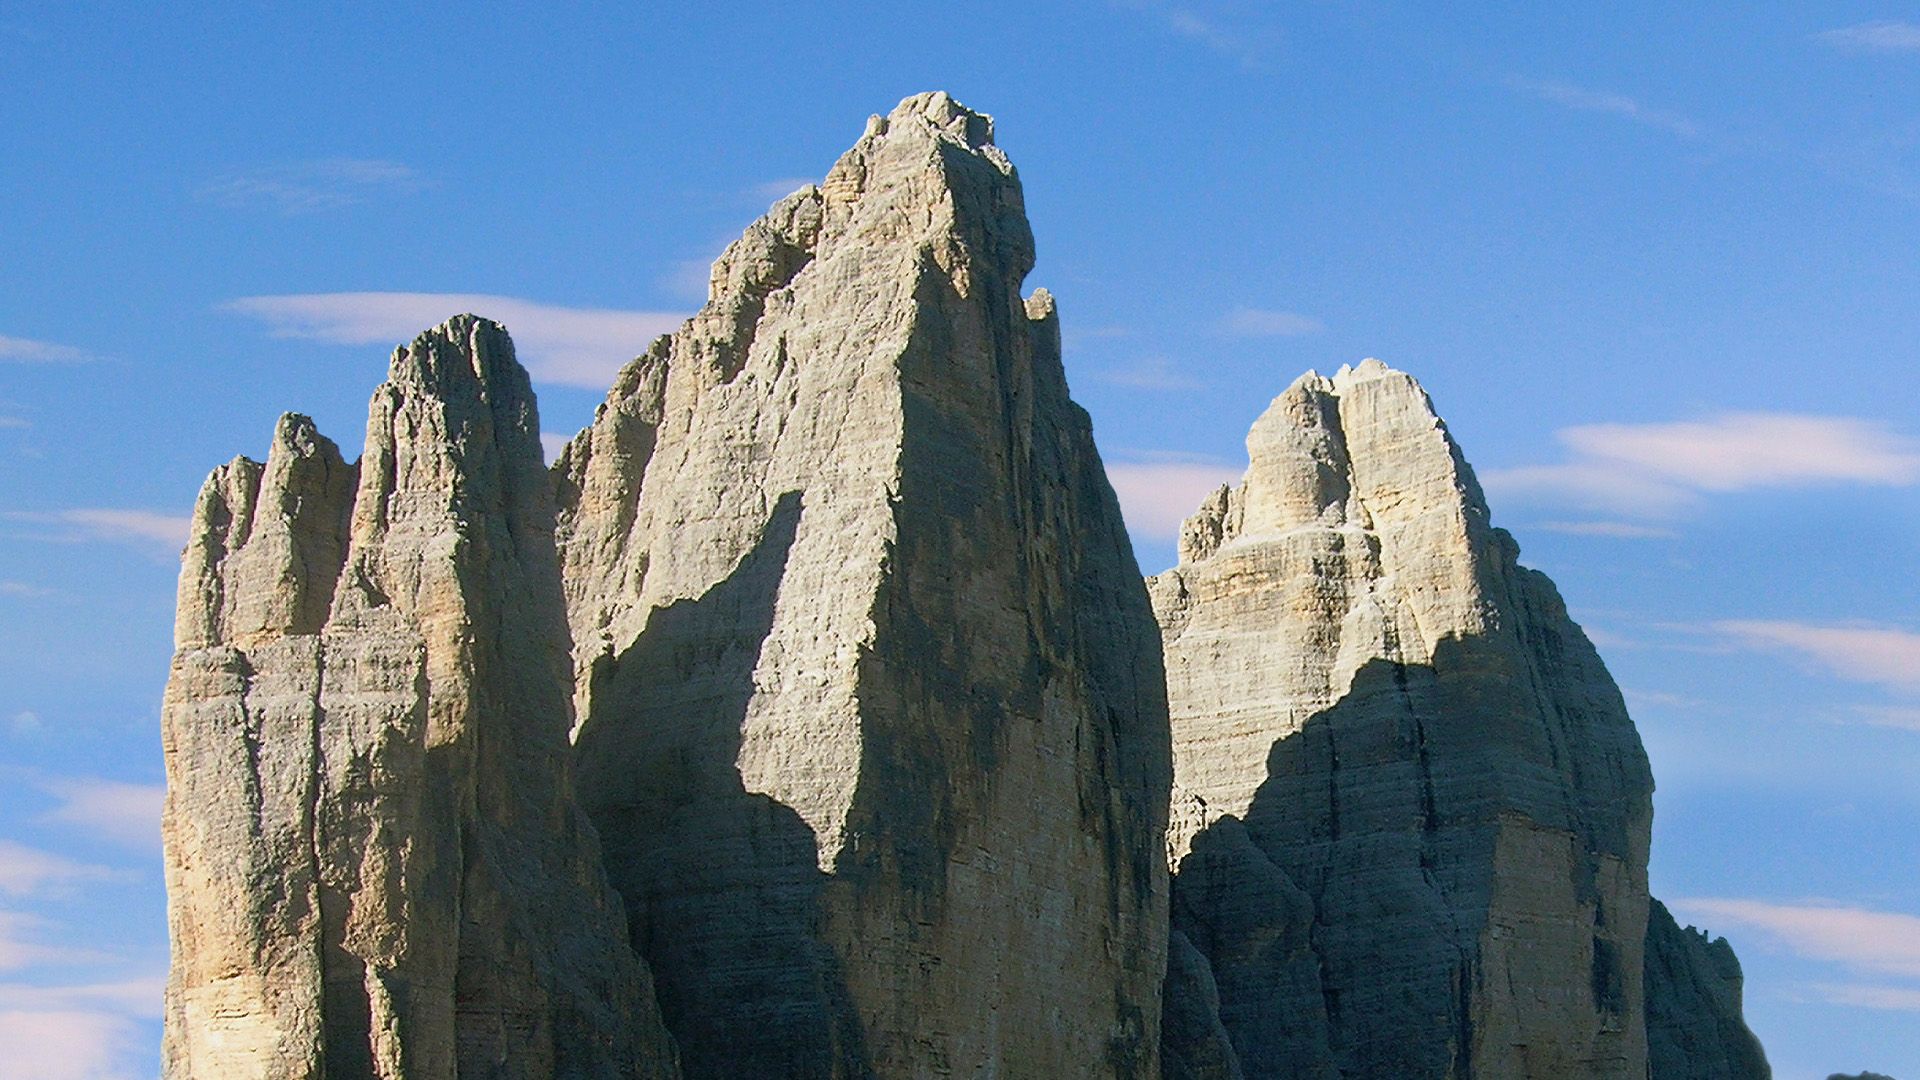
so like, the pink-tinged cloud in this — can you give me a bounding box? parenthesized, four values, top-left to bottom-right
(1105, 460, 1243, 547)
(1714, 621, 1920, 693)
(6, 509, 191, 548)
(1484, 413, 1920, 518)
(1673, 898, 1920, 978)
(224, 292, 687, 389)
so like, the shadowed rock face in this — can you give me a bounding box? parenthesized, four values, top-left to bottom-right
(161, 317, 677, 1079)
(552, 92, 1172, 1078)
(1151, 360, 1661, 1078)
(1645, 900, 1772, 1079)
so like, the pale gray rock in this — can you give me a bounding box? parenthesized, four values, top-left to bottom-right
(1152, 360, 1658, 1078)
(553, 92, 1172, 1078)
(161, 317, 678, 1079)
(1646, 899, 1771, 1079)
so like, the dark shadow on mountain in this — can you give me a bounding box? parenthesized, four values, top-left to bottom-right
(572, 492, 869, 1079)
(1170, 625, 1652, 1078)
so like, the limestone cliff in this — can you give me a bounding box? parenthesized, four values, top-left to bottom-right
(1645, 900, 1772, 1079)
(1150, 360, 1659, 1078)
(161, 317, 677, 1079)
(551, 92, 1172, 1078)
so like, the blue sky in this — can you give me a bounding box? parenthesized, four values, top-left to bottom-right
(3, 3, 1918, 1076)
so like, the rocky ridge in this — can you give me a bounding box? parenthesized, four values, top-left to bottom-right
(1150, 360, 1767, 1079)
(158, 93, 1771, 1080)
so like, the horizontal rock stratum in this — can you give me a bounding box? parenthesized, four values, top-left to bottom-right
(159, 92, 1768, 1080)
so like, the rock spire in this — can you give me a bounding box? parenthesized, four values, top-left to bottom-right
(161, 317, 678, 1079)
(1151, 360, 1762, 1078)
(552, 90, 1173, 1079)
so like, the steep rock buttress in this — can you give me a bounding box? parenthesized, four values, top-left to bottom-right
(161, 317, 678, 1079)
(551, 92, 1173, 1078)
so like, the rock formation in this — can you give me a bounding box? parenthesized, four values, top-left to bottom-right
(1152, 360, 1683, 1078)
(160, 317, 677, 1079)
(1645, 900, 1772, 1079)
(550, 91, 1172, 1078)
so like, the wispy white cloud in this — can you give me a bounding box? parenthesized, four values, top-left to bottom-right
(752, 176, 816, 201)
(0, 842, 123, 899)
(1813, 982, 1920, 1011)
(1530, 520, 1677, 540)
(34, 778, 165, 853)
(200, 157, 425, 214)
(1850, 705, 1920, 733)
(540, 432, 571, 465)
(1674, 898, 1920, 979)
(0, 334, 92, 364)
(6, 509, 191, 549)
(1714, 621, 1920, 694)
(224, 292, 685, 389)
(0, 417, 28, 429)
(0, 1005, 146, 1080)
(1106, 458, 1243, 542)
(1220, 307, 1325, 338)
(1098, 356, 1205, 391)
(8, 711, 42, 738)
(1506, 76, 1700, 138)
(1483, 413, 1920, 517)
(0, 582, 53, 598)
(0, 977, 163, 1019)
(1818, 21, 1920, 53)
(1112, 0, 1269, 67)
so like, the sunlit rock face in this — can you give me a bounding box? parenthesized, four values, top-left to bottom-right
(160, 317, 678, 1079)
(552, 92, 1172, 1079)
(1151, 360, 1662, 1078)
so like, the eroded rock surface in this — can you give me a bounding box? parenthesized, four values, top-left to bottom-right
(1150, 360, 1658, 1078)
(1645, 899, 1771, 1079)
(552, 92, 1172, 1078)
(161, 317, 677, 1079)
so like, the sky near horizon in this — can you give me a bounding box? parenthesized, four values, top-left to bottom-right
(4, 3, 1920, 1077)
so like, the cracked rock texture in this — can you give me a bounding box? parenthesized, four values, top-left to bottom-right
(161, 317, 678, 1079)
(1645, 899, 1771, 1079)
(551, 91, 1172, 1079)
(1150, 360, 1664, 1078)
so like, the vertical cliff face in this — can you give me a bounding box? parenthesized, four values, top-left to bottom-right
(552, 92, 1173, 1078)
(161, 317, 677, 1079)
(1645, 900, 1772, 1079)
(1150, 360, 1659, 1078)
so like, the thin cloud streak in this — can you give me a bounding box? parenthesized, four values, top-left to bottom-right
(1531, 520, 1677, 540)
(0, 842, 122, 898)
(224, 292, 686, 389)
(1506, 76, 1699, 138)
(1813, 982, 1920, 1011)
(35, 778, 165, 852)
(1112, 0, 1269, 67)
(200, 157, 425, 214)
(1098, 356, 1205, 391)
(1818, 21, 1920, 53)
(1220, 307, 1325, 337)
(1715, 621, 1920, 693)
(7, 509, 191, 548)
(0, 334, 92, 364)
(1674, 898, 1920, 979)
(1483, 413, 1920, 518)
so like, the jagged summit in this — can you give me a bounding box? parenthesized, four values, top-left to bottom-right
(551, 85, 1169, 1078)
(162, 317, 677, 1079)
